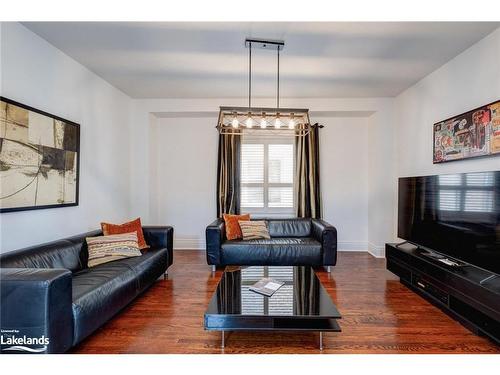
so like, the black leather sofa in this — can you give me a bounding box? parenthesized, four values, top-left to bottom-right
(206, 218, 337, 270)
(0, 226, 173, 353)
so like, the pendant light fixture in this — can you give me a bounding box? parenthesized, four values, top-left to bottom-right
(217, 38, 312, 137)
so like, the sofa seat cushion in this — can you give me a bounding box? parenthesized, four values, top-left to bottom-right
(114, 247, 169, 292)
(221, 237, 322, 266)
(71, 261, 139, 345)
(268, 219, 312, 238)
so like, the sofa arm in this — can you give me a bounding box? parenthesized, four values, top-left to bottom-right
(206, 219, 225, 265)
(0, 268, 73, 353)
(143, 226, 174, 267)
(311, 219, 338, 266)
(143, 226, 173, 249)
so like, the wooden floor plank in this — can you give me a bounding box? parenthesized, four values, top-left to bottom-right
(72, 251, 499, 354)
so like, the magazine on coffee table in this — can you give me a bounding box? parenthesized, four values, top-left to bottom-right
(249, 278, 285, 297)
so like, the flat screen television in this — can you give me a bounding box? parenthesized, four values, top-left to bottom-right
(398, 171, 500, 275)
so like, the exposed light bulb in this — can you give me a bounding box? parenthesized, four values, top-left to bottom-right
(274, 117, 281, 129)
(288, 118, 295, 129)
(232, 117, 239, 128)
(260, 118, 267, 128)
(245, 115, 253, 128)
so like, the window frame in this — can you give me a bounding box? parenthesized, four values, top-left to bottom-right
(240, 134, 296, 218)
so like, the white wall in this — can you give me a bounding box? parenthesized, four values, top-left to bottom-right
(0, 22, 133, 252)
(320, 117, 369, 252)
(395, 28, 500, 178)
(151, 115, 370, 250)
(367, 103, 396, 257)
(153, 116, 219, 248)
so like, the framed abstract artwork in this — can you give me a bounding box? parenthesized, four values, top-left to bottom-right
(0, 97, 80, 213)
(433, 99, 500, 163)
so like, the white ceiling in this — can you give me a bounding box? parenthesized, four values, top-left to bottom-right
(23, 22, 499, 99)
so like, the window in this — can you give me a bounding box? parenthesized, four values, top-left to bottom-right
(240, 135, 295, 216)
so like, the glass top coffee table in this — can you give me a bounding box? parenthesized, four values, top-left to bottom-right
(204, 266, 341, 350)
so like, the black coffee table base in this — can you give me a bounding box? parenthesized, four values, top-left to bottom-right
(206, 316, 341, 349)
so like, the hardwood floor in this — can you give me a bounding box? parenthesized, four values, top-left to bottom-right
(72, 251, 499, 354)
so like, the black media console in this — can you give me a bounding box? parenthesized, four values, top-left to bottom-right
(385, 243, 500, 344)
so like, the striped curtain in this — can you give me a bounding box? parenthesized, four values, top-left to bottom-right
(217, 133, 241, 217)
(295, 124, 322, 218)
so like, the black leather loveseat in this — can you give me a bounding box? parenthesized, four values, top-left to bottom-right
(206, 218, 337, 270)
(0, 226, 173, 353)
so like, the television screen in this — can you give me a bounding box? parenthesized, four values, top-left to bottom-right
(398, 171, 500, 275)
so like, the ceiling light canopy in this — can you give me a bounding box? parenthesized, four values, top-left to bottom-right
(217, 38, 313, 137)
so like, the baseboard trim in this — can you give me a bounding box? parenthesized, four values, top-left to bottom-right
(337, 241, 368, 252)
(368, 242, 385, 258)
(174, 238, 205, 250)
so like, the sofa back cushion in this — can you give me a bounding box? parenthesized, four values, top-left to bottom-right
(0, 240, 84, 272)
(267, 218, 311, 238)
(65, 230, 102, 269)
(0, 230, 102, 272)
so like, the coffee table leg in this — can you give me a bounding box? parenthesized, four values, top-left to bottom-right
(319, 332, 323, 351)
(221, 330, 225, 349)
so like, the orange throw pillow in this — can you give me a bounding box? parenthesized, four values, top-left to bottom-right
(223, 214, 250, 240)
(101, 217, 149, 250)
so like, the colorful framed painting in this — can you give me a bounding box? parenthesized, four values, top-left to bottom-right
(0, 97, 80, 213)
(433, 99, 500, 163)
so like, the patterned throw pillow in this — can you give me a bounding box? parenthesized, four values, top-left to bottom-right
(223, 213, 251, 240)
(86, 232, 142, 268)
(101, 217, 149, 250)
(239, 220, 271, 240)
